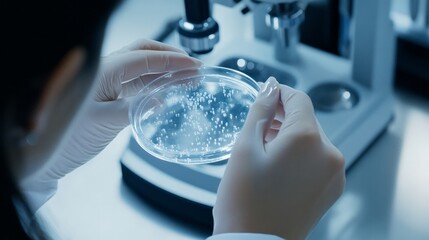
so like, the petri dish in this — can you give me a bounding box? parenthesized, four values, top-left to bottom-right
(129, 66, 260, 164)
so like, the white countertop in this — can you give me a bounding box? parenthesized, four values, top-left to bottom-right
(48, 0, 429, 239)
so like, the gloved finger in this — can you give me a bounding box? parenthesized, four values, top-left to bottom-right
(274, 100, 285, 122)
(119, 50, 202, 82)
(119, 72, 167, 98)
(237, 76, 280, 152)
(278, 84, 317, 133)
(258, 81, 284, 122)
(96, 51, 202, 102)
(267, 85, 320, 154)
(264, 117, 282, 143)
(120, 67, 203, 98)
(109, 38, 188, 55)
(265, 128, 279, 143)
(271, 119, 282, 130)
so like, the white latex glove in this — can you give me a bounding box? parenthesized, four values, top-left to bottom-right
(20, 39, 202, 213)
(212, 77, 345, 240)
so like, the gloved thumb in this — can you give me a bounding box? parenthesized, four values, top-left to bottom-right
(238, 77, 280, 148)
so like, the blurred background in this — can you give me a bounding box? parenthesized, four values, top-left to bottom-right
(299, 0, 428, 97)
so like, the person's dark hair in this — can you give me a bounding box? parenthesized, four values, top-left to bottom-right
(1, 0, 122, 238)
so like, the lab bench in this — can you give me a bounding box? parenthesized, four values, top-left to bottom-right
(45, 0, 429, 239)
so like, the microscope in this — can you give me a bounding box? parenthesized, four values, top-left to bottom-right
(177, 0, 306, 61)
(120, 0, 396, 229)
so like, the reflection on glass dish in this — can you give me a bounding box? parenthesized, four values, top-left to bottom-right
(129, 66, 260, 164)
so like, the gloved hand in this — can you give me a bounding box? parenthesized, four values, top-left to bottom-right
(19, 39, 202, 213)
(212, 77, 345, 240)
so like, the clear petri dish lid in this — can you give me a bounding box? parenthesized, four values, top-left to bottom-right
(129, 66, 260, 164)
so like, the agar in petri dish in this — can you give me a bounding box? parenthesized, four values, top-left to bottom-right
(129, 66, 260, 164)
